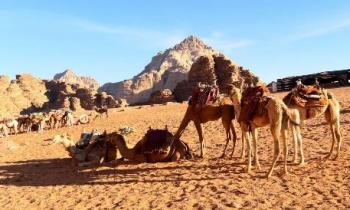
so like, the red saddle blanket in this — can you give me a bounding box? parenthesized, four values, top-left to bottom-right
(191, 86, 219, 106)
(238, 85, 270, 123)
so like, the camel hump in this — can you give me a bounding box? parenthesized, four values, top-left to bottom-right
(142, 129, 173, 154)
(238, 85, 270, 123)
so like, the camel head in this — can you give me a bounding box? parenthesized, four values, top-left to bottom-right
(53, 133, 74, 146)
(227, 85, 242, 106)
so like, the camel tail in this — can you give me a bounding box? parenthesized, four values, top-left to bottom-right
(281, 103, 300, 126)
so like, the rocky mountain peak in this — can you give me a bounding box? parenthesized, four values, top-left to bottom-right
(173, 35, 211, 51)
(53, 69, 100, 90)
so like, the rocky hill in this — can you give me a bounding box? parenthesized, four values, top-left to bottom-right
(99, 35, 260, 104)
(54, 69, 100, 90)
(0, 74, 118, 118)
(99, 36, 223, 104)
(0, 74, 49, 118)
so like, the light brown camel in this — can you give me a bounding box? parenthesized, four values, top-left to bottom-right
(232, 86, 301, 178)
(4, 119, 19, 135)
(94, 107, 108, 119)
(110, 127, 192, 163)
(53, 132, 117, 167)
(0, 123, 9, 137)
(283, 84, 342, 164)
(173, 90, 240, 158)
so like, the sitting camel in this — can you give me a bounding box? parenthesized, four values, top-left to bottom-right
(53, 130, 117, 167)
(109, 127, 192, 163)
(173, 84, 239, 158)
(233, 85, 301, 178)
(76, 114, 90, 125)
(283, 81, 342, 164)
(53, 127, 191, 166)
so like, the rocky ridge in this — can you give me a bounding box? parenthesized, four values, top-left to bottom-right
(54, 69, 100, 90)
(99, 36, 222, 104)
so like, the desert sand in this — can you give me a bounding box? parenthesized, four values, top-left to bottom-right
(0, 87, 349, 209)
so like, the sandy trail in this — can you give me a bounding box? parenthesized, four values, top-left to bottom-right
(0, 87, 349, 209)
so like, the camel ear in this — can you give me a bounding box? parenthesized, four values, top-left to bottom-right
(165, 125, 168, 131)
(148, 126, 152, 130)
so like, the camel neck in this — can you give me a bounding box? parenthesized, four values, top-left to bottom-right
(115, 137, 136, 160)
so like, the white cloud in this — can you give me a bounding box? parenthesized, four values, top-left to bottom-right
(287, 18, 350, 41)
(70, 18, 185, 48)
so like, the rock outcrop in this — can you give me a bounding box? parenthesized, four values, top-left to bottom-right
(99, 36, 221, 104)
(173, 55, 261, 102)
(0, 74, 49, 118)
(148, 89, 175, 104)
(54, 69, 100, 90)
(0, 74, 117, 118)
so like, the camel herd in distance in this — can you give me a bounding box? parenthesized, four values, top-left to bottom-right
(2, 79, 343, 178)
(0, 107, 108, 137)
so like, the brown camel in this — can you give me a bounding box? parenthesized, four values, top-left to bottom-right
(173, 87, 240, 158)
(283, 83, 342, 164)
(232, 86, 301, 178)
(110, 127, 192, 163)
(94, 107, 108, 119)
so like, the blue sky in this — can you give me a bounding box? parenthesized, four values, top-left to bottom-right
(1, 1, 350, 84)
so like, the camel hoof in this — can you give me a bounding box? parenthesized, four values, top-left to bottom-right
(219, 154, 225, 159)
(332, 154, 339, 160)
(299, 161, 306, 166)
(266, 173, 272, 179)
(256, 164, 262, 171)
(322, 155, 331, 161)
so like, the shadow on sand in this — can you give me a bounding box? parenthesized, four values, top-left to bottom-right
(0, 158, 246, 187)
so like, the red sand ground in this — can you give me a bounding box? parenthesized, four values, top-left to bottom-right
(0, 87, 349, 209)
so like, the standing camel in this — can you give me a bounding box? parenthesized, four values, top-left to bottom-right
(173, 85, 240, 158)
(283, 82, 342, 164)
(232, 86, 301, 178)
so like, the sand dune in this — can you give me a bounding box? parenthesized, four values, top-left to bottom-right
(0, 87, 349, 209)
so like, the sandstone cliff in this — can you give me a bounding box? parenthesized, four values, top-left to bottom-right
(54, 69, 100, 90)
(99, 36, 222, 104)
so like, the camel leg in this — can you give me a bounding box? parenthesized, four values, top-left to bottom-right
(244, 131, 252, 173)
(281, 128, 288, 175)
(229, 122, 237, 158)
(173, 112, 191, 140)
(220, 120, 232, 158)
(294, 125, 305, 165)
(194, 121, 205, 158)
(170, 151, 181, 161)
(330, 115, 341, 160)
(240, 131, 246, 159)
(291, 125, 299, 164)
(325, 123, 336, 160)
(251, 129, 261, 170)
(267, 123, 281, 178)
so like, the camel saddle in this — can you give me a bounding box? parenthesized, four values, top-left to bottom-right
(189, 85, 219, 106)
(77, 130, 117, 162)
(238, 85, 270, 123)
(141, 129, 173, 156)
(286, 84, 330, 108)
